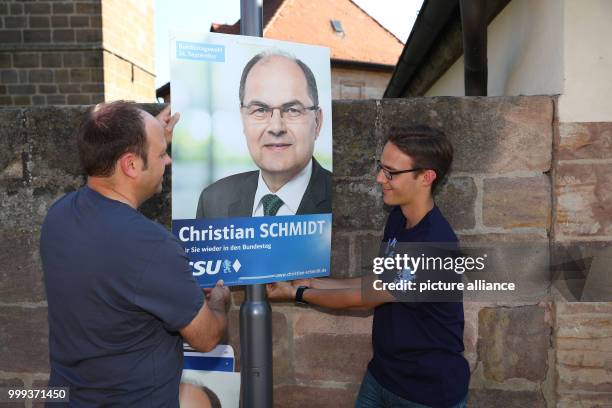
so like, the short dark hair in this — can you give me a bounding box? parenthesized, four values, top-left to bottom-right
(201, 386, 221, 408)
(387, 125, 453, 192)
(238, 51, 319, 107)
(77, 100, 148, 177)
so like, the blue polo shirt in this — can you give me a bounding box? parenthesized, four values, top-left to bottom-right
(41, 186, 204, 407)
(368, 206, 470, 407)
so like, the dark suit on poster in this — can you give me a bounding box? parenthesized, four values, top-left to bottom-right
(195, 158, 331, 218)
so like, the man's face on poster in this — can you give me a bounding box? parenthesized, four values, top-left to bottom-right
(240, 55, 322, 182)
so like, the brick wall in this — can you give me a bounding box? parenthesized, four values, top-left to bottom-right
(0, 0, 155, 106)
(0, 1, 104, 106)
(0, 97, 610, 407)
(100, 0, 155, 102)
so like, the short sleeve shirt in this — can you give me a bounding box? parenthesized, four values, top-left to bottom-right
(41, 186, 204, 407)
(368, 206, 470, 407)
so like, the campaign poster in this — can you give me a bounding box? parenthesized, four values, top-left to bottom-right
(180, 344, 240, 408)
(170, 31, 332, 287)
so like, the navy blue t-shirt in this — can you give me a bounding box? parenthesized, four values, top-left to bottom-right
(40, 186, 204, 407)
(368, 206, 470, 407)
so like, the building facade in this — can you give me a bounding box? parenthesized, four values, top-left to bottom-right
(157, 0, 404, 102)
(0, 0, 155, 106)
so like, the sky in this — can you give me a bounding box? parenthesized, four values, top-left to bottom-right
(154, 0, 422, 88)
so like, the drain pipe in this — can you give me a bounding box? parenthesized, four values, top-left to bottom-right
(459, 0, 487, 96)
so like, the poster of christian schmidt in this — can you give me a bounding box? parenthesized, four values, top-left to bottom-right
(170, 31, 332, 287)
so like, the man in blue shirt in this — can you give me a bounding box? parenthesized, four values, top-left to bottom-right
(268, 126, 470, 407)
(41, 102, 229, 407)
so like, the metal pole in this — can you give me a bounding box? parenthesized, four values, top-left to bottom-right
(239, 284, 272, 408)
(239, 2, 271, 407)
(241, 0, 263, 37)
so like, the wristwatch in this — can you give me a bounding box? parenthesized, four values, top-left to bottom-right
(295, 286, 309, 305)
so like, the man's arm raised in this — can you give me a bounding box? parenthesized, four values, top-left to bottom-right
(180, 280, 229, 352)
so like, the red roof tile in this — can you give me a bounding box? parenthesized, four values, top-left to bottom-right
(211, 0, 403, 66)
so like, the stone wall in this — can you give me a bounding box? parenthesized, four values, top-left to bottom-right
(553, 117, 612, 406)
(0, 97, 610, 407)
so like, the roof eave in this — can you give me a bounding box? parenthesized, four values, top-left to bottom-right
(331, 58, 396, 72)
(384, 0, 459, 98)
(384, 0, 510, 98)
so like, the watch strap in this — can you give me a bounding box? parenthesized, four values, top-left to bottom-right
(295, 286, 309, 305)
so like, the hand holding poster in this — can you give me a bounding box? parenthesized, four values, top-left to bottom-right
(170, 32, 332, 287)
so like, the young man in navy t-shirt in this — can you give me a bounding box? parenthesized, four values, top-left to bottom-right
(268, 126, 470, 407)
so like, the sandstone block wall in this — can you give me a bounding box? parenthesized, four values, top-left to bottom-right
(553, 116, 612, 405)
(0, 97, 610, 407)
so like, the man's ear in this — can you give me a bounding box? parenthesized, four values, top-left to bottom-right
(240, 109, 249, 136)
(421, 169, 437, 187)
(118, 152, 140, 179)
(314, 109, 323, 138)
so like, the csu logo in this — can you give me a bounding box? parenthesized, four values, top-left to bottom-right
(190, 259, 242, 276)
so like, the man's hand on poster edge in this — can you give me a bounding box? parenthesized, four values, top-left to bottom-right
(156, 105, 180, 144)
